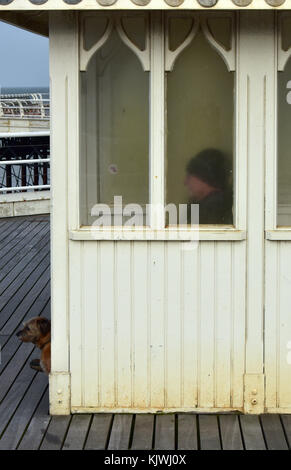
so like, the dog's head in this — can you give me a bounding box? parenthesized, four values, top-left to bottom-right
(16, 317, 51, 344)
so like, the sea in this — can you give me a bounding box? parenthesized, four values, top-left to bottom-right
(0, 86, 49, 96)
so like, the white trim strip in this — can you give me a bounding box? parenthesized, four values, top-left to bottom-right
(266, 229, 291, 240)
(69, 228, 246, 241)
(0, 184, 50, 192)
(0, 131, 50, 138)
(0, 158, 50, 165)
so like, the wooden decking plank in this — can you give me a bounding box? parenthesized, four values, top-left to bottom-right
(0, 247, 49, 321)
(0, 263, 50, 334)
(0, 218, 28, 245)
(177, 414, 198, 450)
(0, 373, 48, 450)
(17, 389, 50, 450)
(154, 415, 175, 450)
(62, 415, 92, 450)
(219, 415, 243, 450)
(0, 222, 49, 284)
(0, 226, 50, 294)
(0, 219, 24, 245)
(85, 414, 112, 450)
(239, 415, 266, 450)
(0, 220, 36, 258)
(2, 278, 50, 342)
(40, 416, 71, 450)
(0, 343, 34, 402)
(39, 297, 51, 320)
(0, 217, 48, 266)
(199, 415, 221, 450)
(131, 415, 154, 450)
(0, 215, 20, 230)
(260, 415, 288, 450)
(0, 221, 38, 264)
(0, 359, 37, 437)
(0, 283, 50, 374)
(108, 415, 133, 450)
(280, 415, 291, 448)
(0, 226, 49, 292)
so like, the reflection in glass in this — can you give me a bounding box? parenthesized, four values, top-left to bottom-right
(278, 57, 291, 226)
(80, 30, 149, 226)
(166, 28, 234, 225)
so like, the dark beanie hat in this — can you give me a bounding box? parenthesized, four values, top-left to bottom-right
(186, 149, 229, 190)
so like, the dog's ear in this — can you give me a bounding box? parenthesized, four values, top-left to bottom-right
(37, 317, 51, 336)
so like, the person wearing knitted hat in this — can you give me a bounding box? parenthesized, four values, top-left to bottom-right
(185, 149, 233, 225)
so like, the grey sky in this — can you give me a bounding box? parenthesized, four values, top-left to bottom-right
(0, 21, 49, 88)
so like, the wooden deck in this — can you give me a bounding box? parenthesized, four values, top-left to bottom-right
(1, 215, 291, 450)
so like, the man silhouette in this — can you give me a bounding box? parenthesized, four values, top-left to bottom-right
(185, 149, 233, 225)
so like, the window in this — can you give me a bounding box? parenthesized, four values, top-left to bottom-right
(278, 16, 291, 226)
(166, 19, 234, 226)
(79, 13, 235, 229)
(80, 16, 149, 226)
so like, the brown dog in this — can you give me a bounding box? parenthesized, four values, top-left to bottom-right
(16, 317, 51, 374)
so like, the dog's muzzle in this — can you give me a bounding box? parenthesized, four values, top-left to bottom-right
(16, 330, 23, 338)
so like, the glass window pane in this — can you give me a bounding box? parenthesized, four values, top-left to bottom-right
(80, 30, 149, 226)
(166, 26, 234, 226)
(278, 57, 291, 226)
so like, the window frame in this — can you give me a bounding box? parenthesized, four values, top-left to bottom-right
(71, 10, 246, 241)
(266, 11, 291, 240)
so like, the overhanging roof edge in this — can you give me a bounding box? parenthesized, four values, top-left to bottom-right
(0, 0, 290, 11)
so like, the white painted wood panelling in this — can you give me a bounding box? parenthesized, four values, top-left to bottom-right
(264, 12, 291, 413)
(69, 240, 246, 412)
(49, 10, 291, 414)
(265, 241, 291, 412)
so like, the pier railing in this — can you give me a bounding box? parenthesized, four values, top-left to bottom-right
(0, 134, 50, 193)
(0, 93, 50, 120)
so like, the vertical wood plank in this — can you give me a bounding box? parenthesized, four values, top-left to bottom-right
(239, 415, 266, 450)
(85, 414, 112, 450)
(199, 242, 215, 408)
(40, 416, 71, 450)
(132, 242, 149, 408)
(165, 243, 181, 408)
(154, 415, 175, 450)
(131, 415, 154, 450)
(69, 241, 83, 407)
(219, 415, 243, 450)
(150, 242, 165, 409)
(83, 243, 99, 407)
(108, 415, 133, 450)
(265, 241, 279, 409)
(199, 415, 221, 450)
(231, 243, 246, 408)
(116, 242, 132, 408)
(215, 243, 232, 408)
(99, 242, 116, 408)
(182, 244, 199, 408)
(62, 415, 91, 450)
(177, 414, 198, 450)
(260, 415, 288, 450)
(278, 243, 291, 408)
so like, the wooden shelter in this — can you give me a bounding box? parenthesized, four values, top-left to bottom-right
(2, 0, 291, 415)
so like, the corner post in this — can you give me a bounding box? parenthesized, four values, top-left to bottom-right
(49, 10, 79, 415)
(237, 11, 276, 413)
